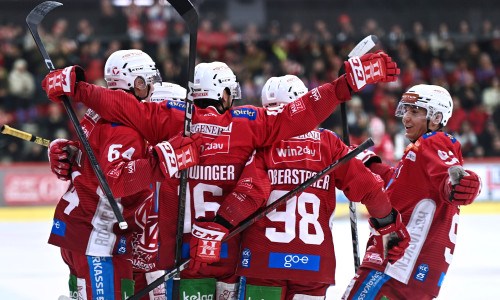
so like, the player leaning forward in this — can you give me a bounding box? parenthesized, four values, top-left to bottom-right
(44, 50, 200, 299)
(188, 75, 410, 299)
(342, 85, 482, 300)
(42, 51, 399, 298)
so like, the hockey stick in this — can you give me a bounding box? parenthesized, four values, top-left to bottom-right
(26, 1, 127, 229)
(1, 124, 51, 147)
(167, 0, 198, 298)
(340, 34, 378, 272)
(129, 138, 374, 300)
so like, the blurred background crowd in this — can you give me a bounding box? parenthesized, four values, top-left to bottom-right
(1, 0, 500, 165)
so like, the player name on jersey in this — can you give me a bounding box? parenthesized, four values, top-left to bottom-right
(174, 164, 237, 181)
(267, 168, 330, 190)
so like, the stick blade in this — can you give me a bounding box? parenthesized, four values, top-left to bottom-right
(348, 35, 379, 58)
(26, 1, 62, 26)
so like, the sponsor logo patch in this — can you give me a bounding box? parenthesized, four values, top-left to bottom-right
(201, 135, 230, 157)
(241, 248, 251, 268)
(352, 270, 390, 299)
(363, 252, 384, 265)
(311, 88, 321, 101)
(401, 93, 419, 103)
(268, 252, 320, 271)
(231, 108, 257, 120)
(116, 237, 127, 254)
(272, 140, 321, 163)
(289, 98, 305, 116)
(414, 263, 429, 282)
(51, 218, 66, 237)
(405, 150, 416, 162)
(167, 100, 186, 111)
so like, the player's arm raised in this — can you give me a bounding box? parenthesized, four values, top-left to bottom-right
(258, 51, 400, 146)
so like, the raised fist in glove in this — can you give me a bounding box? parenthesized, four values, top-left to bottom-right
(48, 138, 81, 181)
(445, 166, 482, 206)
(189, 218, 229, 272)
(344, 50, 400, 92)
(153, 132, 202, 177)
(369, 208, 410, 263)
(42, 66, 86, 103)
(349, 145, 382, 167)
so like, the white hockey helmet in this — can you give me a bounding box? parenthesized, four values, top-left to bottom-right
(104, 50, 161, 92)
(192, 62, 241, 101)
(395, 84, 453, 126)
(150, 82, 187, 103)
(261, 75, 308, 108)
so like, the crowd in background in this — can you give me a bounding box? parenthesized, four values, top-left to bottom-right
(2, 0, 500, 164)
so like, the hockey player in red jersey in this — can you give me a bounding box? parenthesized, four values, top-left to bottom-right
(42, 52, 400, 299)
(45, 50, 200, 299)
(189, 75, 410, 300)
(342, 85, 482, 300)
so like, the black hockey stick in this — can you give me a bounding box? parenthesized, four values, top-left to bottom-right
(26, 1, 127, 229)
(167, 0, 198, 299)
(1, 124, 51, 147)
(340, 34, 378, 272)
(129, 138, 374, 300)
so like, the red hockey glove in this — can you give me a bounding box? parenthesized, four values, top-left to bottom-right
(42, 65, 86, 103)
(153, 133, 202, 177)
(48, 139, 81, 181)
(344, 51, 400, 92)
(369, 208, 410, 263)
(189, 218, 229, 272)
(349, 145, 382, 167)
(445, 166, 482, 206)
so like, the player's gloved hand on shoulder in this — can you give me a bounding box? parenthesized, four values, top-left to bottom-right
(188, 218, 230, 272)
(48, 138, 81, 181)
(349, 145, 382, 167)
(42, 65, 86, 103)
(445, 166, 481, 206)
(153, 132, 202, 177)
(344, 50, 400, 92)
(369, 208, 410, 263)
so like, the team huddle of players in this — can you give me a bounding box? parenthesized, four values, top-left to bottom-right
(42, 47, 481, 300)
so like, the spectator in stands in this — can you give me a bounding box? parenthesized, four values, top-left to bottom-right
(454, 120, 479, 157)
(97, 0, 128, 39)
(475, 52, 497, 88)
(7, 58, 35, 108)
(482, 77, 500, 114)
(242, 42, 266, 77)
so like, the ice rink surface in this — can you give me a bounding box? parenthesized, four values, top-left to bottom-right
(0, 213, 499, 299)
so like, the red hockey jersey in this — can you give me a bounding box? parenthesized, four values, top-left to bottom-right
(48, 108, 164, 259)
(361, 131, 463, 297)
(216, 129, 392, 284)
(72, 78, 352, 277)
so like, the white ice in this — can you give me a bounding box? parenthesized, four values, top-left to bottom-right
(0, 214, 499, 299)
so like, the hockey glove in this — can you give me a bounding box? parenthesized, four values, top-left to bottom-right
(445, 166, 481, 206)
(189, 218, 229, 272)
(344, 51, 400, 92)
(369, 208, 410, 263)
(349, 145, 382, 167)
(42, 65, 86, 103)
(153, 132, 202, 177)
(48, 139, 81, 181)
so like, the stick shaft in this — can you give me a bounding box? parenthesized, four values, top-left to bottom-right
(1, 125, 50, 147)
(26, 1, 127, 229)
